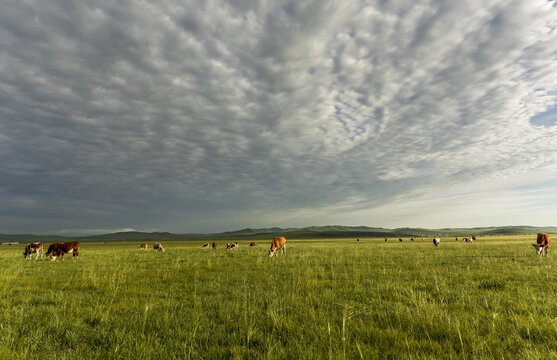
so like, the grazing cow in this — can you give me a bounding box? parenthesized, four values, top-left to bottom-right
(533, 233, 551, 256)
(212, 242, 217, 250)
(268, 237, 286, 257)
(463, 237, 473, 243)
(433, 238, 440, 247)
(23, 242, 43, 259)
(153, 243, 165, 252)
(399, 238, 403, 242)
(455, 237, 459, 241)
(249, 242, 257, 247)
(357, 238, 360, 242)
(384, 238, 388, 242)
(227, 242, 239, 250)
(139, 243, 148, 250)
(202, 242, 209, 248)
(411, 238, 414, 241)
(472, 236, 476, 241)
(46, 242, 80, 261)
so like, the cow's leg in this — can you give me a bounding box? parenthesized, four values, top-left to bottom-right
(74, 249, 79, 258)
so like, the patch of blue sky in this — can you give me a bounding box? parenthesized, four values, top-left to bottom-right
(530, 105, 557, 127)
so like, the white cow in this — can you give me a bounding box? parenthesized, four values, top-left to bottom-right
(433, 238, 440, 247)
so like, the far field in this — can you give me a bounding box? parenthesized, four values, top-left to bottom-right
(1, 235, 556, 359)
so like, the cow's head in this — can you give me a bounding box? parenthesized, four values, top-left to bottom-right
(532, 244, 546, 256)
(268, 249, 275, 257)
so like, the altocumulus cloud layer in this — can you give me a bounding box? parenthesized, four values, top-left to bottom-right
(1, 0, 557, 234)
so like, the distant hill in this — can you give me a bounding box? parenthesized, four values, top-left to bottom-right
(1, 225, 555, 242)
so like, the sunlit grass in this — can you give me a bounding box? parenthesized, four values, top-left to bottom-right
(1, 236, 556, 359)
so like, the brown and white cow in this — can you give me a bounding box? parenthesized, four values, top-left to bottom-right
(268, 237, 286, 257)
(23, 242, 43, 259)
(227, 242, 239, 250)
(433, 238, 440, 247)
(153, 243, 165, 252)
(202, 242, 209, 248)
(463, 237, 473, 243)
(212, 242, 217, 250)
(249, 242, 257, 247)
(139, 243, 148, 250)
(533, 233, 551, 256)
(46, 242, 80, 261)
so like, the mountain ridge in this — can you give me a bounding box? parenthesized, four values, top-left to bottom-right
(2, 225, 557, 241)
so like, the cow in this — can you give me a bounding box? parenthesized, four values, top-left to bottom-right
(455, 237, 459, 241)
(463, 237, 473, 243)
(533, 233, 551, 256)
(357, 238, 360, 242)
(153, 243, 165, 252)
(202, 242, 209, 248)
(139, 243, 148, 250)
(227, 242, 239, 250)
(212, 242, 217, 250)
(23, 242, 43, 259)
(46, 242, 80, 261)
(269, 237, 286, 257)
(472, 236, 476, 241)
(249, 242, 257, 247)
(411, 238, 414, 241)
(399, 238, 403, 242)
(384, 238, 388, 242)
(433, 238, 440, 247)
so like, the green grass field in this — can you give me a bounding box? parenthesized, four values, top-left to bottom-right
(1, 236, 557, 359)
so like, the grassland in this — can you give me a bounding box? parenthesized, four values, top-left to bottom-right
(1, 236, 557, 359)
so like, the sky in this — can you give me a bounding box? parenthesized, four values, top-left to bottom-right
(1, 0, 557, 235)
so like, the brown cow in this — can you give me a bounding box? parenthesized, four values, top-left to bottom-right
(249, 242, 257, 247)
(533, 233, 551, 256)
(202, 242, 209, 248)
(212, 242, 217, 250)
(23, 242, 43, 259)
(139, 243, 148, 250)
(268, 237, 286, 257)
(153, 243, 165, 252)
(46, 242, 79, 261)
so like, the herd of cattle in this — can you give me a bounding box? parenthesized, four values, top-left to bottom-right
(18, 233, 552, 261)
(23, 241, 79, 261)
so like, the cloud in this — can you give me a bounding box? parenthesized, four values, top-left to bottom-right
(0, 0, 556, 234)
